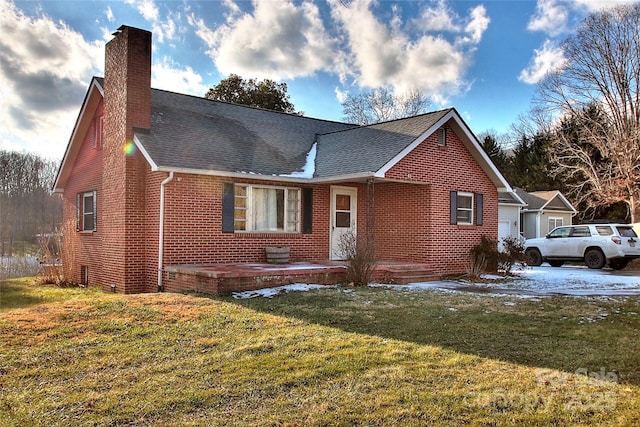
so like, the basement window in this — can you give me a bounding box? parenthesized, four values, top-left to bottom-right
(81, 266, 89, 286)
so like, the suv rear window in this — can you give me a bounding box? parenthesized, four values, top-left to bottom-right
(616, 226, 638, 238)
(595, 226, 614, 236)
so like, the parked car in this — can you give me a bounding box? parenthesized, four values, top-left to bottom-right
(524, 224, 640, 270)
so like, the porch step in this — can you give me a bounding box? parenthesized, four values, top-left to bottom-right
(372, 263, 438, 284)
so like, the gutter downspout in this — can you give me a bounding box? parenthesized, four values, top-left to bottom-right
(158, 171, 174, 292)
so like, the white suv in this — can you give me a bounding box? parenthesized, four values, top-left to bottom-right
(524, 224, 640, 270)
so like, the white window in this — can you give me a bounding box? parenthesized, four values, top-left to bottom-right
(456, 192, 473, 225)
(233, 185, 300, 232)
(548, 217, 563, 231)
(77, 191, 97, 232)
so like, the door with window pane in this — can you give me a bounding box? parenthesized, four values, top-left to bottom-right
(330, 186, 357, 260)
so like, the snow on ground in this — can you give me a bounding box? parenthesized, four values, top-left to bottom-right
(231, 265, 640, 299)
(374, 266, 640, 297)
(232, 283, 337, 299)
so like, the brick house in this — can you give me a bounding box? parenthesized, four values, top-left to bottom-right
(53, 25, 514, 294)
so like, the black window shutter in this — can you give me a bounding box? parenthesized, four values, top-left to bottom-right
(76, 193, 81, 231)
(222, 182, 235, 233)
(302, 188, 313, 234)
(476, 193, 483, 226)
(450, 191, 457, 225)
(92, 190, 97, 231)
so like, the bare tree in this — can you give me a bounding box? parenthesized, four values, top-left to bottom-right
(342, 88, 430, 125)
(0, 150, 62, 256)
(536, 4, 640, 222)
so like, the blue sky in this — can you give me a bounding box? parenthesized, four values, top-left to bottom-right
(1, 0, 634, 159)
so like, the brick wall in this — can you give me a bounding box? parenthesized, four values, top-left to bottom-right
(61, 101, 105, 287)
(383, 123, 499, 274)
(159, 175, 331, 266)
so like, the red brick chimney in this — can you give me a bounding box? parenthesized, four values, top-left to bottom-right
(101, 26, 152, 293)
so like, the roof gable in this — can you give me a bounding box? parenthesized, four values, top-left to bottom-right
(515, 188, 577, 213)
(376, 108, 511, 190)
(53, 77, 104, 193)
(314, 109, 450, 178)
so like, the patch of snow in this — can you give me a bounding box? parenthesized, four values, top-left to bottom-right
(481, 274, 503, 280)
(231, 265, 639, 300)
(280, 142, 317, 178)
(232, 283, 335, 299)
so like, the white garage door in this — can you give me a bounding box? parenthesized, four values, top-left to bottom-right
(498, 220, 511, 251)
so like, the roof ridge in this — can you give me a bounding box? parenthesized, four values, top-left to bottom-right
(364, 107, 454, 128)
(316, 107, 455, 137)
(149, 86, 356, 126)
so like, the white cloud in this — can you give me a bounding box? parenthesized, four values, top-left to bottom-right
(572, 0, 636, 12)
(464, 5, 490, 44)
(189, 0, 488, 103)
(528, 0, 569, 36)
(519, 40, 566, 84)
(106, 6, 114, 22)
(124, 0, 176, 43)
(329, 0, 486, 99)
(0, 0, 103, 159)
(334, 87, 348, 104)
(412, 0, 461, 33)
(125, 0, 159, 21)
(191, 0, 336, 80)
(152, 57, 210, 97)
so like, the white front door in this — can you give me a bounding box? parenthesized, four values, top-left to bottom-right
(330, 186, 357, 260)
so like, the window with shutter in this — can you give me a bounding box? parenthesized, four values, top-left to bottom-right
(222, 183, 302, 233)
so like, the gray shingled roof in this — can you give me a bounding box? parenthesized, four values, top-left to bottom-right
(314, 109, 452, 177)
(514, 187, 573, 212)
(136, 89, 355, 176)
(514, 188, 548, 210)
(133, 88, 456, 178)
(498, 191, 524, 205)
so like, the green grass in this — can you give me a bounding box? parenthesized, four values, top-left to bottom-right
(1, 279, 639, 426)
(0, 277, 102, 310)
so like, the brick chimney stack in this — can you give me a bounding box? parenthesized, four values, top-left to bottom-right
(102, 26, 152, 293)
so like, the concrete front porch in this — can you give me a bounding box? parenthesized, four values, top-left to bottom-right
(162, 261, 438, 295)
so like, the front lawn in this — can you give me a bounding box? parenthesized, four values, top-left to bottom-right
(1, 279, 638, 426)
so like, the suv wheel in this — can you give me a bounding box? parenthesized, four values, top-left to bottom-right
(525, 248, 543, 266)
(549, 260, 564, 267)
(609, 259, 629, 270)
(584, 249, 606, 269)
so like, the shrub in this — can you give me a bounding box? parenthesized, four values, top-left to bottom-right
(469, 235, 527, 278)
(468, 235, 498, 277)
(338, 230, 377, 287)
(497, 236, 526, 275)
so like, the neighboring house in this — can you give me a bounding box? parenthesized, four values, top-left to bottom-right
(514, 188, 577, 239)
(53, 26, 514, 294)
(497, 191, 527, 246)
